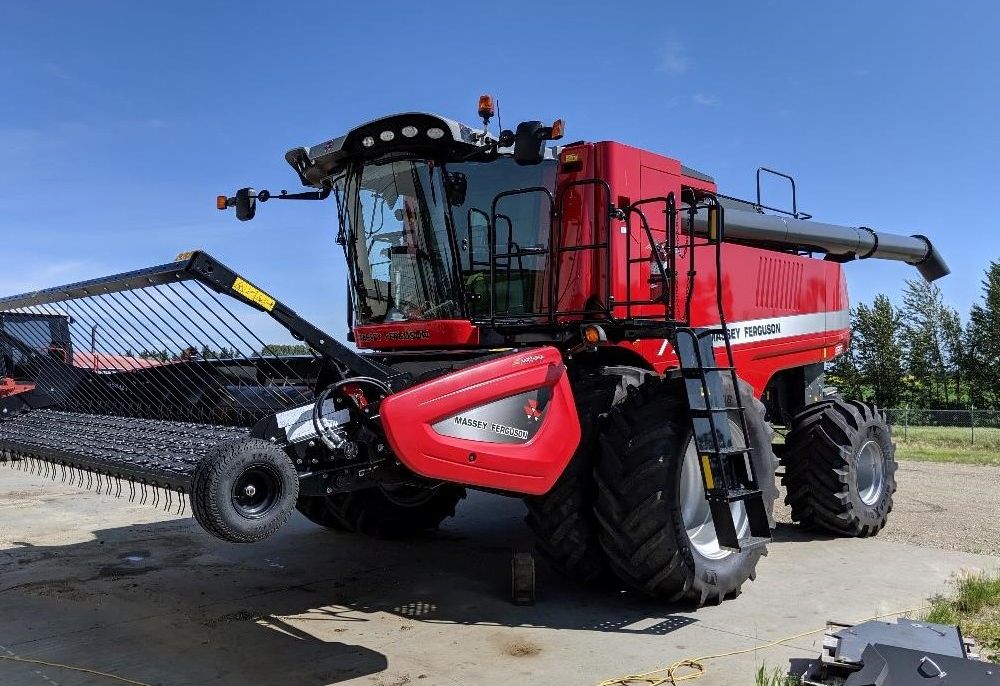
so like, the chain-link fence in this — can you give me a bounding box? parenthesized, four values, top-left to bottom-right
(883, 408, 1000, 448)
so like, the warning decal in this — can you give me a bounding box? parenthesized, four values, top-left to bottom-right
(232, 277, 276, 312)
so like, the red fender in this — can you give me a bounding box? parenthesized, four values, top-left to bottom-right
(379, 347, 580, 495)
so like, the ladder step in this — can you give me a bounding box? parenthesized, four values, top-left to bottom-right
(690, 406, 746, 415)
(709, 487, 762, 502)
(680, 366, 735, 375)
(721, 535, 770, 553)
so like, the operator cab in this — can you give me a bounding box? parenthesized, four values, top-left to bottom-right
(283, 109, 562, 333)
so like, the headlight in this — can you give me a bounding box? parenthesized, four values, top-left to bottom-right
(379, 130, 395, 142)
(401, 125, 418, 138)
(426, 127, 445, 140)
(361, 136, 375, 148)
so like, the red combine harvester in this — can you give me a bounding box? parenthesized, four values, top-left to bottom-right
(0, 99, 948, 604)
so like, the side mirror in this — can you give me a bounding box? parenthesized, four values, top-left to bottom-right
(235, 187, 257, 221)
(513, 121, 546, 165)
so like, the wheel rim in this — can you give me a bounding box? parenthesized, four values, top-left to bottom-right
(378, 484, 440, 508)
(857, 439, 886, 506)
(231, 465, 282, 519)
(679, 420, 749, 561)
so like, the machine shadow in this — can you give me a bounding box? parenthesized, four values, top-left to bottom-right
(0, 492, 696, 684)
(771, 521, 840, 544)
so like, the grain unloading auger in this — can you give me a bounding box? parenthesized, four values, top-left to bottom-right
(1, 100, 950, 604)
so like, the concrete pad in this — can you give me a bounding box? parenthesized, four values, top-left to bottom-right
(1, 468, 997, 686)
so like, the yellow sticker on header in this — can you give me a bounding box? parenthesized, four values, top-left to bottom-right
(232, 277, 276, 312)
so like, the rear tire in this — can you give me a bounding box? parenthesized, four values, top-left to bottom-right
(594, 375, 779, 604)
(297, 484, 466, 539)
(523, 366, 650, 584)
(781, 399, 896, 536)
(191, 438, 299, 543)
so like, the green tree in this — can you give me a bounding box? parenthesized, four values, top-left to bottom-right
(967, 260, 1000, 409)
(855, 295, 907, 407)
(899, 279, 952, 407)
(828, 296, 906, 407)
(261, 343, 313, 356)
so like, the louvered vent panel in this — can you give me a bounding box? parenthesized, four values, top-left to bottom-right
(755, 257, 803, 310)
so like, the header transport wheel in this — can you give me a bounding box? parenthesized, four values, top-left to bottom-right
(191, 438, 299, 543)
(593, 376, 779, 605)
(780, 399, 896, 537)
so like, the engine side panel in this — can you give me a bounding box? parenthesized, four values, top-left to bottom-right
(379, 346, 580, 495)
(594, 142, 851, 396)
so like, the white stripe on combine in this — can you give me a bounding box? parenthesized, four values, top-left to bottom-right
(656, 309, 850, 356)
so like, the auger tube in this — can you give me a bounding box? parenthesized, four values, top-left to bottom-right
(692, 206, 950, 281)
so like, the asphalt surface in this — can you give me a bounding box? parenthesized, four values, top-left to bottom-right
(1, 460, 998, 686)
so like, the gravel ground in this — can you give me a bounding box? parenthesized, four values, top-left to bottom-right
(774, 459, 1000, 556)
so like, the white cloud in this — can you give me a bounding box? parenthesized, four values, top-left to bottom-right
(657, 39, 690, 74)
(692, 93, 720, 106)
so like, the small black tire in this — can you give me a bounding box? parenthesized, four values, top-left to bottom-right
(191, 438, 299, 543)
(523, 366, 651, 584)
(781, 399, 896, 537)
(297, 484, 466, 539)
(594, 375, 779, 605)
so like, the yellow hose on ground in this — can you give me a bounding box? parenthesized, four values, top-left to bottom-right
(596, 604, 930, 685)
(0, 654, 152, 685)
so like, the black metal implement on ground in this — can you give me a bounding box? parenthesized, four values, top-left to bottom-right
(0, 251, 404, 514)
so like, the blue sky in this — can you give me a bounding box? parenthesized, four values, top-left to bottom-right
(3, 1, 997, 338)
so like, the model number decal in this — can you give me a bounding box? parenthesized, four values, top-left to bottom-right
(358, 330, 431, 342)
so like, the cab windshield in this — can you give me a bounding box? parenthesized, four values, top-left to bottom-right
(336, 156, 556, 325)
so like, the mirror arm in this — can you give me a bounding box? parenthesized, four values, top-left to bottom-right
(257, 187, 332, 203)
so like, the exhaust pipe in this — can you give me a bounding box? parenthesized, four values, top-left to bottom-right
(692, 205, 950, 281)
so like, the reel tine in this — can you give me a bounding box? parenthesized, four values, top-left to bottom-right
(60, 464, 66, 483)
(96, 472, 102, 495)
(152, 486, 160, 508)
(129, 479, 136, 503)
(140, 482, 148, 505)
(116, 476, 122, 498)
(86, 470, 93, 491)
(165, 488, 172, 513)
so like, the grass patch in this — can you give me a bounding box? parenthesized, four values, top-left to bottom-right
(754, 664, 799, 686)
(925, 571, 1000, 662)
(890, 425, 1000, 466)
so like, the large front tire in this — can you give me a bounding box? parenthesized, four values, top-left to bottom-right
(523, 366, 650, 584)
(781, 399, 896, 536)
(296, 484, 466, 539)
(594, 376, 778, 605)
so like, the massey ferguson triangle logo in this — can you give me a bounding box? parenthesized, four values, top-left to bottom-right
(524, 399, 543, 421)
